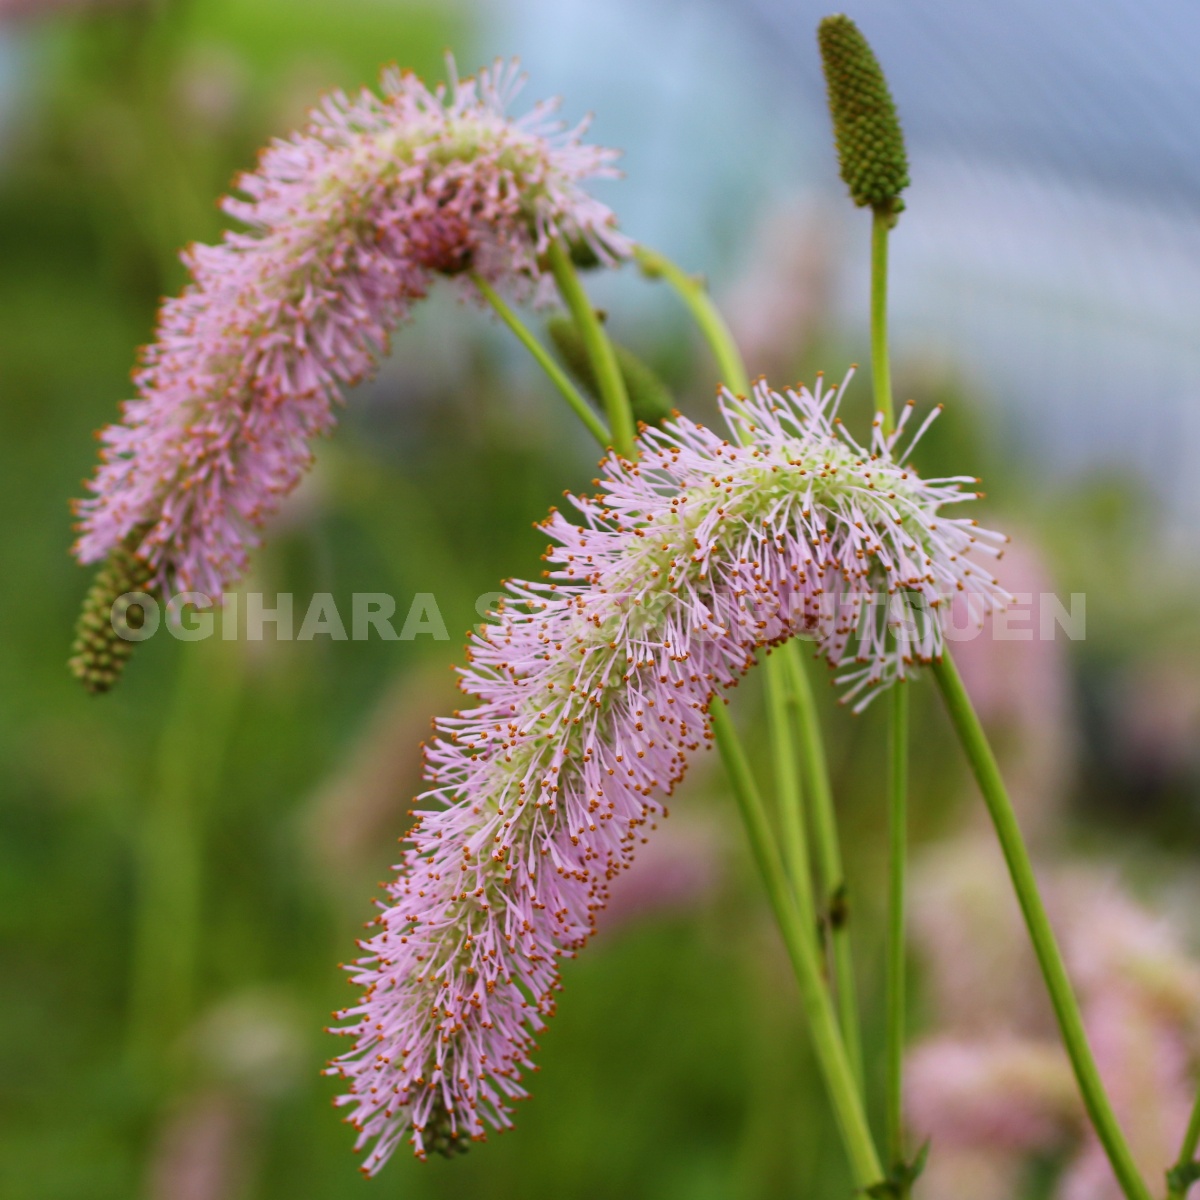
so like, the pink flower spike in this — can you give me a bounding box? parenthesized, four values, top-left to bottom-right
(329, 376, 1008, 1172)
(72, 57, 629, 596)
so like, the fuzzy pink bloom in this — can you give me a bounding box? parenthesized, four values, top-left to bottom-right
(73, 59, 628, 595)
(905, 1036, 1077, 1152)
(328, 377, 1005, 1171)
(909, 837, 1200, 1200)
(597, 816, 722, 934)
(1058, 987, 1197, 1200)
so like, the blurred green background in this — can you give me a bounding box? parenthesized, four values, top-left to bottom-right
(3, 2, 1200, 1198)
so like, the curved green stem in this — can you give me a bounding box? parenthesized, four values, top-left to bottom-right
(932, 651, 1151, 1200)
(547, 240, 634, 457)
(765, 649, 818, 934)
(473, 273, 611, 448)
(636, 238, 875, 1168)
(1165, 1080, 1200, 1198)
(783, 644, 864, 1093)
(639, 240, 868, 1096)
(709, 701, 883, 1191)
(633, 245, 750, 396)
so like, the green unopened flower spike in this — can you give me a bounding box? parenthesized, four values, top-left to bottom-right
(545, 314, 674, 427)
(420, 1104, 470, 1160)
(69, 528, 156, 694)
(818, 14, 910, 220)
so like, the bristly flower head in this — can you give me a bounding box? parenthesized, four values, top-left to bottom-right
(328, 375, 1007, 1173)
(72, 57, 629, 598)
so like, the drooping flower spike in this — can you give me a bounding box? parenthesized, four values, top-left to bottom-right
(72, 58, 629, 600)
(328, 375, 1009, 1171)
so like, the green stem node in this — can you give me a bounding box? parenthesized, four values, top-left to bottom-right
(1165, 1082, 1200, 1199)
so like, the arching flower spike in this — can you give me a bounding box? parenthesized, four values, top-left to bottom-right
(328, 375, 1008, 1171)
(73, 58, 629, 599)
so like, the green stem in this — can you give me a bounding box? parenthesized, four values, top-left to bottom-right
(783, 644, 864, 1093)
(643, 240, 869, 1106)
(547, 240, 635, 457)
(1166, 1085, 1200, 1199)
(932, 652, 1151, 1200)
(630, 240, 876, 1177)
(872, 206, 908, 1178)
(473, 273, 611, 448)
(870, 211, 895, 432)
(640, 240, 867, 1095)
(764, 649, 818, 935)
(709, 700, 883, 1191)
(885, 682, 908, 1171)
(633, 245, 751, 396)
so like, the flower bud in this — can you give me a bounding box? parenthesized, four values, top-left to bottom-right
(818, 14, 910, 220)
(69, 528, 157, 693)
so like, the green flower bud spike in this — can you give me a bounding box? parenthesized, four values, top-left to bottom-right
(545, 314, 675, 429)
(421, 1101, 470, 1160)
(69, 527, 157, 694)
(817, 14, 910, 222)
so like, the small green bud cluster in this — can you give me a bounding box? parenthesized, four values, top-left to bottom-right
(421, 1101, 470, 1160)
(818, 14, 910, 221)
(69, 529, 156, 693)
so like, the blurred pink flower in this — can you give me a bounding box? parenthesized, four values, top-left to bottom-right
(73, 58, 628, 595)
(596, 817, 722, 934)
(910, 834, 1051, 1037)
(1111, 653, 1200, 793)
(145, 991, 306, 1200)
(1058, 870, 1200, 1017)
(906, 1036, 1076, 1151)
(724, 198, 839, 380)
(909, 834, 1200, 1199)
(144, 1090, 249, 1200)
